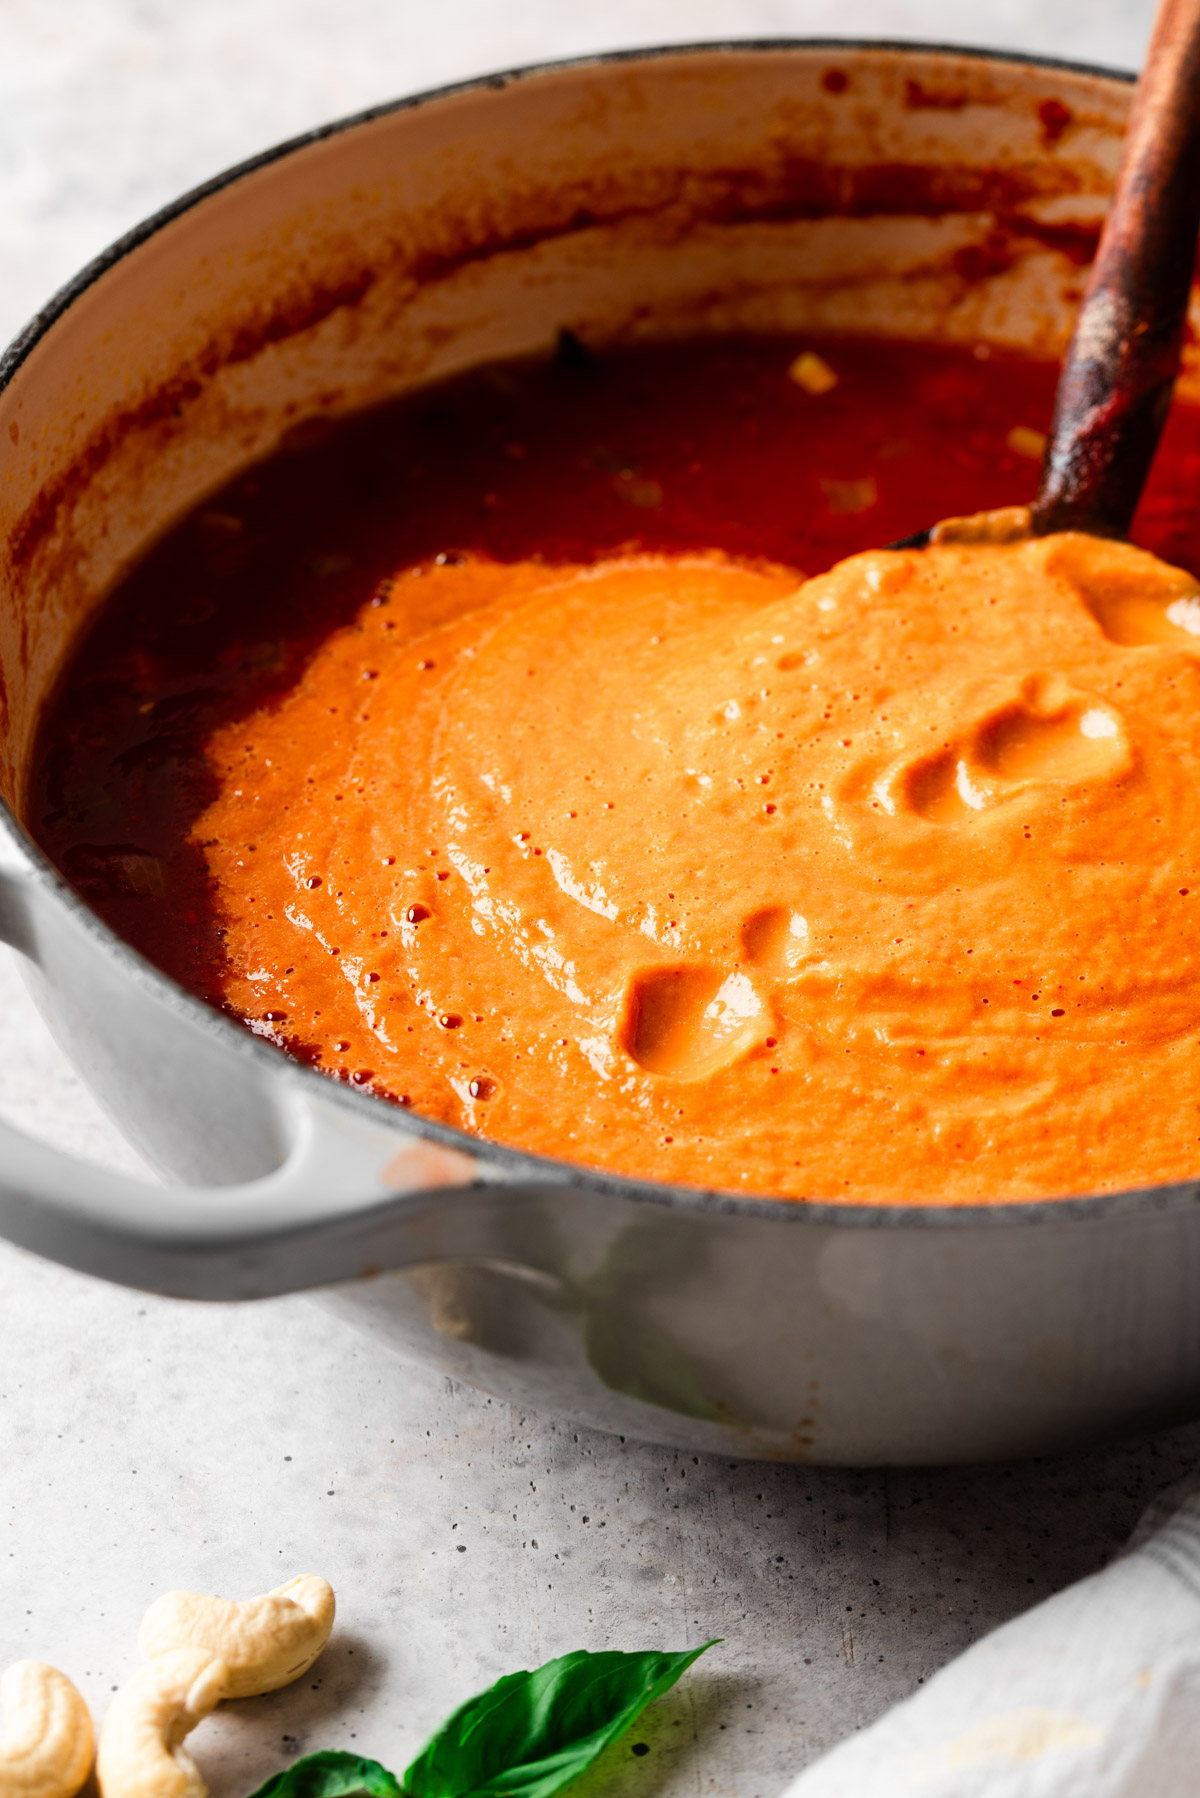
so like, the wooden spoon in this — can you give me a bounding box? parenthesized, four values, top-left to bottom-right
(897, 0, 1200, 549)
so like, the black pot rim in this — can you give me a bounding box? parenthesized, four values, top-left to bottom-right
(5, 34, 1178, 1237)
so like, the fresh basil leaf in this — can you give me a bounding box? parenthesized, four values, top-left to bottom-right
(401, 1641, 718, 1798)
(246, 1749, 404, 1798)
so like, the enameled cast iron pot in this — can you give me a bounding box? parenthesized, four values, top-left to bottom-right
(3, 41, 1199, 1466)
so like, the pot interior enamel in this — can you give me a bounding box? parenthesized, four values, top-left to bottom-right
(8, 43, 1200, 1466)
(8, 43, 1192, 813)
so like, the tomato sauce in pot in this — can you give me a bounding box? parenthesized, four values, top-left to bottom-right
(30, 333, 1200, 1201)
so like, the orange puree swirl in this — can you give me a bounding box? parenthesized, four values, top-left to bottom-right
(194, 533, 1200, 1202)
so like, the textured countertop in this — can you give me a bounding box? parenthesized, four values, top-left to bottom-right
(2, 4, 1194, 1795)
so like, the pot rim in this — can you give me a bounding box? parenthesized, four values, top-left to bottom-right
(6, 34, 1182, 1235)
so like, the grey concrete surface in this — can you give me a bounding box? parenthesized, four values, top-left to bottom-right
(1, 4, 1194, 1794)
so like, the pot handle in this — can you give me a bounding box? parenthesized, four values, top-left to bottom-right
(0, 1077, 569, 1300)
(0, 845, 572, 1299)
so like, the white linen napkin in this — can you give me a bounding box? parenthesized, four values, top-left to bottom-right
(781, 1470, 1200, 1796)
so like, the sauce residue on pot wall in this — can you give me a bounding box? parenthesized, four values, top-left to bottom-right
(30, 334, 1200, 1202)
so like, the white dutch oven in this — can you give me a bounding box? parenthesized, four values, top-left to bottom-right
(3, 41, 1198, 1465)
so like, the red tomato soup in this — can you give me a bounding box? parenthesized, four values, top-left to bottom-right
(30, 334, 1200, 1201)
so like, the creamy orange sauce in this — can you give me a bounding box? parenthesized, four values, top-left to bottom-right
(191, 529, 1200, 1202)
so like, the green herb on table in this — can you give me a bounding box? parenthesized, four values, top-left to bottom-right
(246, 1642, 718, 1798)
(248, 1753, 404, 1798)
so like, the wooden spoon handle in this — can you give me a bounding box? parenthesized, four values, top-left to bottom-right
(1031, 0, 1200, 538)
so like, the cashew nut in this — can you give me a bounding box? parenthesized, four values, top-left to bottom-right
(96, 1649, 226, 1798)
(137, 1576, 335, 1699)
(0, 1661, 94, 1798)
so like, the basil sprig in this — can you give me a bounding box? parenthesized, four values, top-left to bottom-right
(246, 1642, 717, 1798)
(247, 1752, 403, 1798)
(404, 1642, 717, 1797)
